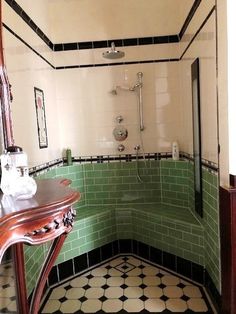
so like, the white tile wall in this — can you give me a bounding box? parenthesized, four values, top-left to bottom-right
(180, 13, 218, 164)
(56, 62, 182, 156)
(3, 30, 61, 167)
(2, 0, 219, 165)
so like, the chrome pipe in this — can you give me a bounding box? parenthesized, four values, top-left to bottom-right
(137, 72, 144, 131)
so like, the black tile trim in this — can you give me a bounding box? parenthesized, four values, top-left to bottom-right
(205, 269, 221, 312)
(46, 239, 219, 313)
(2, 23, 55, 69)
(180, 151, 218, 172)
(4, 0, 53, 47)
(179, 0, 202, 40)
(180, 6, 216, 60)
(29, 158, 63, 176)
(28, 152, 218, 177)
(55, 58, 180, 70)
(3, 2, 215, 69)
(4, 0, 196, 53)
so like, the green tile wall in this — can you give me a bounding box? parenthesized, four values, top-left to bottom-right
(115, 208, 133, 239)
(160, 160, 190, 208)
(202, 169, 220, 291)
(132, 206, 204, 265)
(56, 208, 117, 264)
(25, 159, 220, 294)
(83, 161, 161, 205)
(24, 243, 48, 295)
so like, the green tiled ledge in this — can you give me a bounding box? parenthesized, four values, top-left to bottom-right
(24, 203, 203, 294)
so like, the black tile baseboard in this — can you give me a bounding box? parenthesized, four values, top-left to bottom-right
(58, 259, 74, 282)
(47, 239, 220, 311)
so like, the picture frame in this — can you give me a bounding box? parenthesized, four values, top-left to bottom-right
(34, 87, 48, 149)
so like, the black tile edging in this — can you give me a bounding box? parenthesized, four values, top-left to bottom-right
(4, 0, 203, 52)
(179, 0, 202, 40)
(2, 23, 55, 69)
(29, 152, 218, 178)
(180, 5, 216, 60)
(3, 1, 216, 69)
(47, 239, 221, 311)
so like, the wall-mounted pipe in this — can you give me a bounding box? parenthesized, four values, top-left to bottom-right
(137, 72, 144, 131)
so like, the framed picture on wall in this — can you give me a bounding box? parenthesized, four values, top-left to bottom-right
(34, 87, 48, 149)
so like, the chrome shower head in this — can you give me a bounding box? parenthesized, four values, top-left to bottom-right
(103, 42, 125, 59)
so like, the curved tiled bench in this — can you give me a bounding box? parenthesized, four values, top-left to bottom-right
(59, 203, 204, 266)
(25, 160, 220, 307)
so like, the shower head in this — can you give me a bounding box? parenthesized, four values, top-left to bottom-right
(103, 42, 125, 59)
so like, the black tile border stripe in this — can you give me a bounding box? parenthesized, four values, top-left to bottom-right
(4, 0, 199, 52)
(4, 0, 53, 49)
(29, 152, 218, 178)
(44, 239, 220, 313)
(2, 22, 179, 70)
(2, 23, 55, 69)
(179, 0, 202, 40)
(55, 58, 180, 70)
(180, 6, 216, 60)
(2, 4, 216, 70)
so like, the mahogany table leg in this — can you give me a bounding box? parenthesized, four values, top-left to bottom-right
(30, 233, 67, 314)
(12, 243, 29, 314)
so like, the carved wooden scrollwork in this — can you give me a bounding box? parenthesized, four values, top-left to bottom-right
(24, 220, 60, 237)
(63, 207, 76, 228)
(24, 207, 76, 237)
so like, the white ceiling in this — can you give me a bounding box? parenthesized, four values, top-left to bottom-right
(15, 0, 195, 43)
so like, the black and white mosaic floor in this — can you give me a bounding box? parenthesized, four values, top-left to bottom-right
(0, 261, 16, 313)
(40, 255, 216, 314)
(0, 255, 216, 313)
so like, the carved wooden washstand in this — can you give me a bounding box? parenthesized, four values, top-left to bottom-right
(0, 179, 80, 313)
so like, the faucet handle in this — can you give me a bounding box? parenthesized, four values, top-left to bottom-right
(134, 145, 140, 151)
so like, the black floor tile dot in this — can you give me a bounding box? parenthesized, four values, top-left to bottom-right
(105, 265, 112, 270)
(156, 273, 164, 278)
(104, 274, 111, 279)
(10, 296, 16, 301)
(101, 284, 109, 290)
(158, 283, 166, 289)
(138, 274, 146, 278)
(79, 296, 88, 302)
(139, 283, 147, 289)
(121, 273, 128, 279)
(123, 257, 129, 262)
(181, 295, 190, 301)
(139, 295, 149, 301)
(177, 282, 186, 289)
(64, 284, 72, 290)
(120, 284, 128, 289)
(82, 284, 91, 290)
(99, 296, 108, 302)
(160, 295, 169, 301)
(119, 295, 128, 302)
(59, 296, 67, 303)
(86, 274, 94, 279)
(138, 264, 145, 269)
